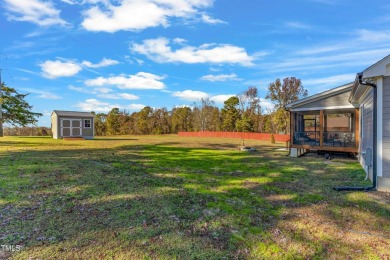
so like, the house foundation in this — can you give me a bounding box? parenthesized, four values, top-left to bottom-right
(290, 148, 307, 157)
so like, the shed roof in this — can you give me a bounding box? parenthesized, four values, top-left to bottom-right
(52, 110, 94, 117)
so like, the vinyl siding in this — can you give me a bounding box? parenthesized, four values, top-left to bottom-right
(359, 89, 374, 181)
(51, 114, 58, 139)
(82, 118, 94, 137)
(382, 76, 390, 178)
(294, 91, 352, 110)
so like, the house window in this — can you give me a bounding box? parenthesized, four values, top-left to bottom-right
(84, 119, 91, 128)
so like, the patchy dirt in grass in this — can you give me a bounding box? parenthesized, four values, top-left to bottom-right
(274, 203, 390, 259)
(1, 135, 389, 259)
(367, 192, 390, 205)
(323, 160, 346, 166)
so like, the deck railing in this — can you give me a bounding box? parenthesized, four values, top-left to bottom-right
(293, 131, 320, 146)
(322, 132, 355, 147)
(293, 131, 356, 148)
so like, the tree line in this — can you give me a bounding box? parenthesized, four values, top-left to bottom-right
(1, 77, 307, 136)
(93, 77, 307, 136)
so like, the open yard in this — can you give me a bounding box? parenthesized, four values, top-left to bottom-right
(0, 135, 389, 259)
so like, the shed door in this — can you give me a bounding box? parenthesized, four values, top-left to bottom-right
(61, 119, 82, 137)
(71, 120, 81, 136)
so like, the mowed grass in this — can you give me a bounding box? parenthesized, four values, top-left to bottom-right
(0, 135, 389, 259)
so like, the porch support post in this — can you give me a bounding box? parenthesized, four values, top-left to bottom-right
(290, 112, 295, 145)
(320, 110, 324, 147)
(355, 108, 359, 149)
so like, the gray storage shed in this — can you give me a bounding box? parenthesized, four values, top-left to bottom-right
(51, 110, 94, 139)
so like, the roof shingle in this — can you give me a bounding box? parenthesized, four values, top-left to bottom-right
(52, 110, 94, 117)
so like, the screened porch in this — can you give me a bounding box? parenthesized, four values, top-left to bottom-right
(290, 109, 359, 153)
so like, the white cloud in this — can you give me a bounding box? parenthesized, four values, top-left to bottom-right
(20, 88, 62, 100)
(75, 98, 145, 112)
(82, 58, 120, 68)
(68, 85, 89, 93)
(76, 99, 120, 112)
(37, 92, 62, 100)
(303, 74, 355, 86)
(94, 87, 113, 94)
(3, 0, 68, 26)
(285, 21, 312, 29)
(173, 38, 187, 44)
(260, 28, 390, 78)
(209, 67, 221, 72)
(172, 90, 234, 104)
(97, 93, 139, 100)
(210, 95, 235, 104)
(40, 60, 82, 78)
(40, 57, 120, 78)
(61, 0, 76, 4)
(355, 29, 390, 43)
(69, 85, 113, 94)
(85, 72, 166, 90)
(131, 37, 254, 66)
(81, 0, 215, 32)
(201, 13, 226, 24)
(260, 98, 275, 112)
(128, 103, 146, 110)
(16, 68, 40, 76)
(261, 48, 390, 74)
(200, 73, 241, 82)
(172, 90, 208, 101)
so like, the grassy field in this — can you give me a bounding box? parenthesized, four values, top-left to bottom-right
(0, 135, 389, 259)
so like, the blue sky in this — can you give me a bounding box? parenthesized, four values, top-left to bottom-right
(1, 0, 390, 127)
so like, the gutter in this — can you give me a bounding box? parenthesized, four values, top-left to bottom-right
(334, 74, 377, 191)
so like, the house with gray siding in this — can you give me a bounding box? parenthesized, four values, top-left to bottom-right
(349, 54, 390, 192)
(286, 54, 390, 192)
(51, 110, 94, 140)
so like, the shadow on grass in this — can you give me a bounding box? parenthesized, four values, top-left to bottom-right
(94, 138, 139, 141)
(0, 142, 389, 259)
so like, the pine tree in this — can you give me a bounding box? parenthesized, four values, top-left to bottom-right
(1, 84, 42, 136)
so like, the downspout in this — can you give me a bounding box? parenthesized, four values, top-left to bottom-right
(334, 74, 377, 191)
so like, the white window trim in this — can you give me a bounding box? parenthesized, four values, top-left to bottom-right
(84, 119, 92, 128)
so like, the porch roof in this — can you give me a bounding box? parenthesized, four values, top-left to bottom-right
(285, 83, 354, 112)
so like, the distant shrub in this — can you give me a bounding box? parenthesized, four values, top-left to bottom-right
(270, 133, 275, 144)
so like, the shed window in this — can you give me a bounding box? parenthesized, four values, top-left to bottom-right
(84, 119, 91, 128)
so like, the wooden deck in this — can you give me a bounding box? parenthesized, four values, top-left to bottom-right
(291, 144, 358, 153)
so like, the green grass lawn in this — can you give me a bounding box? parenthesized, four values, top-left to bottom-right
(1, 135, 389, 259)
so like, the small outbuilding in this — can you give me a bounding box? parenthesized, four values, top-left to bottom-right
(51, 110, 94, 139)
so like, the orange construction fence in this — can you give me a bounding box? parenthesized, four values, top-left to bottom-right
(178, 131, 290, 142)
